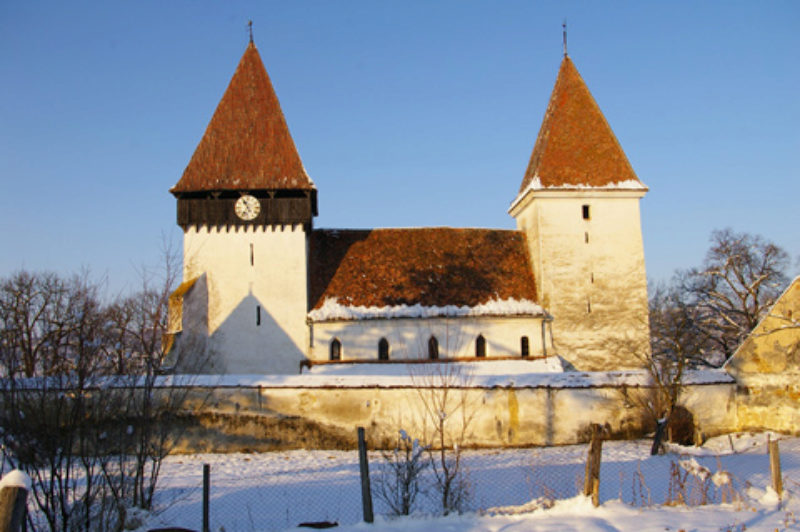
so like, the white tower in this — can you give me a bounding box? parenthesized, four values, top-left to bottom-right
(169, 42, 317, 374)
(509, 55, 649, 370)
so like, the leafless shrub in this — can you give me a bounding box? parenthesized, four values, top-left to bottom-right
(664, 456, 741, 507)
(631, 461, 652, 507)
(374, 430, 430, 516)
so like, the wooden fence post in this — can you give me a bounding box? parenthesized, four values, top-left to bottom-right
(203, 464, 210, 532)
(357, 427, 374, 523)
(583, 424, 603, 507)
(0, 470, 30, 532)
(768, 436, 783, 498)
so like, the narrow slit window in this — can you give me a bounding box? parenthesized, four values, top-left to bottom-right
(378, 338, 390, 360)
(585, 232, 589, 243)
(428, 336, 439, 360)
(582, 204, 590, 220)
(521, 336, 530, 358)
(475, 334, 486, 358)
(587, 297, 592, 314)
(330, 339, 341, 361)
(250, 243, 254, 266)
(256, 305, 261, 326)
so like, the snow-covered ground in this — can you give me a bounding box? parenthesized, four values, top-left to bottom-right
(136, 433, 800, 531)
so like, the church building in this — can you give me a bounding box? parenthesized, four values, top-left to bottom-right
(168, 40, 649, 374)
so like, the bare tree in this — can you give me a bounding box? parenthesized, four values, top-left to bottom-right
(102, 244, 211, 514)
(0, 255, 211, 530)
(0, 270, 117, 531)
(410, 363, 476, 515)
(603, 284, 707, 455)
(681, 229, 790, 364)
(645, 285, 708, 453)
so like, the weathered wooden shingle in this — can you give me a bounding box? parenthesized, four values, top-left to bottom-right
(519, 56, 641, 191)
(309, 228, 537, 312)
(171, 43, 313, 194)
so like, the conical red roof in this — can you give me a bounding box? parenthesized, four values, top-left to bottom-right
(518, 56, 641, 192)
(171, 43, 313, 194)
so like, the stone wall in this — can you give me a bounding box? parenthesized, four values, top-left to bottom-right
(726, 277, 800, 435)
(510, 190, 650, 371)
(173, 378, 739, 451)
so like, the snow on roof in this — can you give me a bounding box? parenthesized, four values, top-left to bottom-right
(509, 175, 647, 212)
(308, 297, 544, 322)
(0, 470, 31, 490)
(1, 366, 733, 391)
(150, 366, 733, 389)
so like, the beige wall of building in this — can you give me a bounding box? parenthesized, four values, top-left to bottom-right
(510, 189, 649, 370)
(182, 224, 310, 374)
(726, 277, 800, 434)
(310, 316, 551, 362)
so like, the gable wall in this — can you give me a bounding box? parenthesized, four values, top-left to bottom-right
(726, 278, 800, 433)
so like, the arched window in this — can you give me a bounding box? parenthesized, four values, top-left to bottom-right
(475, 334, 486, 358)
(428, 336, 439, 360)
(330, 338, 341, 361)
(378, 338, 390, 360)
(521, 336, 530, 358)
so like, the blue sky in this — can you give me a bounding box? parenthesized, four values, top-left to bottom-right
(1, 1, 798, 295)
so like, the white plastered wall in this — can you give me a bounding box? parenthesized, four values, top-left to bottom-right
(510, 189, 649, 370)
(183, 224, 309, 374)
(309, 315, 549, 362)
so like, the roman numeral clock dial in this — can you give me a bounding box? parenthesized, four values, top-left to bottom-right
(235, 194, 260, 221)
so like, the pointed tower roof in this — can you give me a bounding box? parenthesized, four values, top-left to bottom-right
(517, 56, 644, 195)
(171, 43, 313, 194)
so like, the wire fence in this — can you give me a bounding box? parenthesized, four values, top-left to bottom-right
(137, 433, 797, 531)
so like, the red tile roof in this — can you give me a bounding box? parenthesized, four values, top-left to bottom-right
(309, 228, 538, 312)
(519, 56, 640, 192)
(171, 43, 313, 194)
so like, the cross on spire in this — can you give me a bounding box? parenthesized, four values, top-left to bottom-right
(562, 20, 568, 57)
(248, 20, 254, 44)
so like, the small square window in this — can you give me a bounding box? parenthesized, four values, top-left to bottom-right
(582, 205, 590, 220)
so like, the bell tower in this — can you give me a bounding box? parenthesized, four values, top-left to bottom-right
(509, 55, 649, 370)
(170, 42, 317, 374)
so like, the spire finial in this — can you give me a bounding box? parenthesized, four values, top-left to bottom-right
(562, 19, 568, 57)
(248, 20, 254, 44)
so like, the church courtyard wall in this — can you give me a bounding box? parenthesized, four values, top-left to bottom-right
(170, 373, 745, 451)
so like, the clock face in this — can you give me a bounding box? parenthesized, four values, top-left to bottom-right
(234, 194, 260, 221)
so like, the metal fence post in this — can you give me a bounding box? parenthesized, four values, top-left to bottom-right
(203, 463, 210, 532)
(357, 427, 374, 523)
